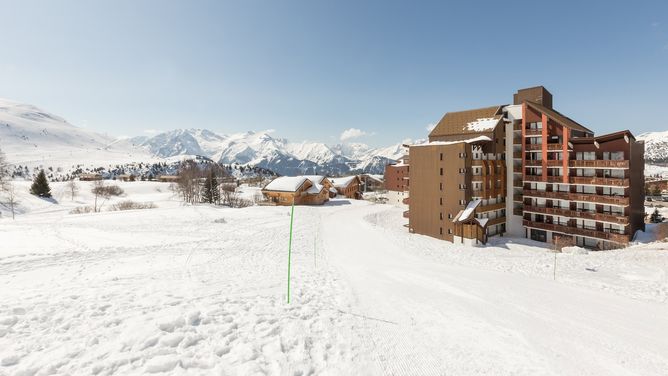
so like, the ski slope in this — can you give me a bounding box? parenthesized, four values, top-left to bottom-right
(1, 184, 667, 375)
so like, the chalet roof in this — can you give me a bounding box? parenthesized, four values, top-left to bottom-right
(306, 182, 325, 195)
(330, 176, 359, 189)
(453, 199, 482, 223)
(524, 101, 593, 134)
(303, 175, 327, 184)
(429, 106, 504, 138)
(263, 176, 309, 192)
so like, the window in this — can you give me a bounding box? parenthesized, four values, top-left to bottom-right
(439, 182, 443, 191)
(440, 227, 443, 235)
(440, 168, 443, 176)
(459, 199, 466, 205)
(439, 213, 443, 220)
(448, 213, 453, 219)
(439, 197, 443, 205)
(440, 153, 443, 161)
(448, 229, 453, 234)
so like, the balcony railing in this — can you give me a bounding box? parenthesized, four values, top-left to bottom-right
(524, 175, 543, 182)
(546, 176, 564, 183)
(403, 210, 409, 218)
(471, 175, 483, 182)
(525, 160, 541, 167)
(525, 129, 542, 136)
(513, 207, 523, 216)
(513, 179, 523, 188)
(402, 197, 409, 205)
(487, 216, 506, 226)
(569, 176, 630, 187)
(471, 160, 483, 166)
(546, 160, 564, 167)
(569, 160, 630, 169)
(522, 220, 629, 244)
(513, 151, 522, 159)
(478, 202, 505, 213)
(513, 165, 523, 173)
(523, 205, 629, 225)
(513, 194, 523, 202)
(523, 189, 630, 206)
(513, 123, 522, 131)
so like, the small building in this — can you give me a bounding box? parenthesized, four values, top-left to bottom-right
(158, 175, 181, 183)
(384, 155, 409, 206)
(452, 199, 488, 246)
(304, 175, 336, 198)
(360, 174, 385, 192)
(262, 176, 330, 205)
(79, 173, 103, 181)
(116, 174, 135, 182)
(330, 176, 362, 199)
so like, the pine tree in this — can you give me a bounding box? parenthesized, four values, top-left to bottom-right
(30, 170, 52, 198)
(202, 173, 220, 204)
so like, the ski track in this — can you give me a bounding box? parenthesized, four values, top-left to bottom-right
(1, 194, 668, 375)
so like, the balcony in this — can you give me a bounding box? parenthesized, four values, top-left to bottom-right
(513, 179, 523, 188)
(546, 175, 564, 183)
(522, 220, 629, 244)
(471, 160, 483, 166)
(546, 143, 564, 150)
(471, 189, 484, 197)
(523, 206, 629, 225)
(513, 123, 522, 131)
(525, 129, 542, 136)
(513, 151, 522, 159)
(525, 160, 542, 167)
(513, 136, 522, 145)
(403, 210, 410, 218)
(471, 175, 483, 182)
(513, 194, 523, 202)
(546, 159, 564, 167)
(513, 165, 523, 173)
(513, 207, 523, 216)
(524, 175, 543, 182)
(569, 176, 630, 187)
(478, 202, 505, 213)
(486, 216, 506, 226)
(523, 189, 630, 206)
(525, 144, 543, 151)
(402, 197, 409, 205)
(569, 160, 629, 169)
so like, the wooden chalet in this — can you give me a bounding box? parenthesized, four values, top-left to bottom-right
(79, 173, 103, 181)
(262, 176, 330, 206)
(330, 176, 362, 199)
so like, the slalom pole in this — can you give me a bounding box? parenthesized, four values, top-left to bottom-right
(287, 199, 295, 304)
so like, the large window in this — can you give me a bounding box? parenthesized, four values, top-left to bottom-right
(576, 151, 596, 160)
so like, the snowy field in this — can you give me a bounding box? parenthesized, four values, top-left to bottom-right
(1, 181, 668, 375)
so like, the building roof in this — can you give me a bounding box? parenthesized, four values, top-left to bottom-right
(411, 136, 492, 148)
(263, 176, 309, 192)
(429, 106, 504, 138)
(330, 176, 359, 189)
(303, 175, 327, 184)
(570, 129, 636, 144)
(306, 182, 325, 194)
(453, 199, 482, 223)
(524, 101, 593, 134)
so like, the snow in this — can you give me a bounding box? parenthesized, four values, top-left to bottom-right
(465, 117, 500, 132)
(638, 130, 668, 164)
(454, 199, 481, 222)
(2, 184, 668, 374)
(411, 135, 493, 147)
(262, 176, 308, 192)
(330, 176, 357, 189)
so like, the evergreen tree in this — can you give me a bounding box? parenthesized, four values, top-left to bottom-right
(30, 170, 52, 198)
(202, 173, 220, 204)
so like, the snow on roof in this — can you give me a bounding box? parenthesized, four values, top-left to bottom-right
(476, 218, 489, 228)
(263, 176, 308, 192)
(303, 175, 326, 184)
(454, 199, 482, 223)
(411, 136, 492, 148)
(465, 118, 500, 132)
(366, 174, 384, 182)
(330, 176, 358, 188)
(306, 182, 325, 194)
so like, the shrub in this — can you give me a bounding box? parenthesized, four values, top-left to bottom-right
(92, 184, 124, 197)
(109, 200, 156, 211)
(70, 206, 94, 214)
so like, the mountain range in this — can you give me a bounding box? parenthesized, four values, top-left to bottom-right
(0, 98, 407, 176)
(2, 97, 666, 178)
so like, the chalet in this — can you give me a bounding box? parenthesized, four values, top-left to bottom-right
(360, 174, 384, 192)
(158, 175, 180, 183)
(330, 176, 362, 199)
(304, 175, 337, 198)
(116, 174, 135, 182)
(262, 176, 330, 205)
(79, 173, 103, 181)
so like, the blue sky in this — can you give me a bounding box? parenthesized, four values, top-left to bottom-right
(1, 0, 666, 147)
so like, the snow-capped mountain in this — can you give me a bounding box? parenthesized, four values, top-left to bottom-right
(0, 97, 408, 176)
(637, 131, 668, 164)
(0, 98, 153, 168)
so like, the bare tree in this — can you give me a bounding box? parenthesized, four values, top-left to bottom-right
(0, 145, 8, 190)
(91, 180, 112, 212)
(66, 180, 79, 201)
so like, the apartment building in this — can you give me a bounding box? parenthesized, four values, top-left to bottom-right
(384, 155, 410, 207)
(408, 86, 645, 250)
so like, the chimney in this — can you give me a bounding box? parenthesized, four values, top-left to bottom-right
(513, 86, 553, 108)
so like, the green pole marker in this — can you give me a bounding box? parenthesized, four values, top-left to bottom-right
(287, 200, 295, 304)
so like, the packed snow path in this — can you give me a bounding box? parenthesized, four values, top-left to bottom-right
(1, 185, 667, 375)
(321, 204, 668, 375)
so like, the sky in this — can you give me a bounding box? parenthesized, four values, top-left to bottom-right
(1, 0, 667, 147)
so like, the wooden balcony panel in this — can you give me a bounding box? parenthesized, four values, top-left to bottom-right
(513, 194, 523, 202)
(525, 129, 542, 136)
(525, 160, 542, 167)
(568, 192, 629, 206)
(546, 160, 564, 167)
(402, 197, 409, 205)
(513, 151, 522, 159)
(478, 202, 505, 213)
(523, 206, 629, 225)
(569, 160, 630, 169)
(522, 220, 629, 244)
(570, 176, 630, 187)
(524, 175, 543, 182)
(403, 210, 410, 218)
(525, 144, 542, 150)
(513, 207, 523, 216)
(471, 160, 484, 166)
(546, 143, 564, 150)
(546, 176, 564, 183)
(513, 180, 523, 188)
(513, 123, 522, 131)
(471, 175, 483, 182)
(487, 216, 506, 226)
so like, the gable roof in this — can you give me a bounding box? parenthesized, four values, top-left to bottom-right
(330, 176, 359, 189)
(429, 106, 504, 138)
(570, 130, 635, 144)
(524, 101, 593, 134)
(263, 176, 310, 192)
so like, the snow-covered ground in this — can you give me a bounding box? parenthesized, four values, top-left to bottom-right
(1, 183, 668, 375)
